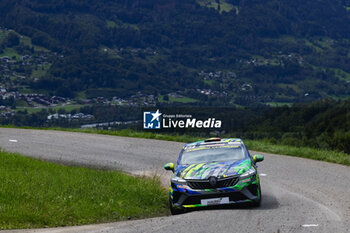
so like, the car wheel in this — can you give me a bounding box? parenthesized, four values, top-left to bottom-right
(251, 185, 262, 207)
(169, 196, 185, 215)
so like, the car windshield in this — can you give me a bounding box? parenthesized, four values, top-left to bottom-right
(180, 145, 246, 164)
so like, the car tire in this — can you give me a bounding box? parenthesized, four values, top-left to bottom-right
(251, 185, 262, 207)
(169, 196, 185, 215)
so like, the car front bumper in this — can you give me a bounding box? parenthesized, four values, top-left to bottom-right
(170, 176, 260, 209)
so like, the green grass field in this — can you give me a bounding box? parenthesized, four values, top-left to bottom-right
(332, 68, 350, 82)
(0, 48, 21, 59)
(106, 20, 139, 31)
(158, 95, 198, 103)
(0, 29, 49, 57)
(31, 64, 51, 78)
(14, 100, 29, 107)
(168, 96, 198, 103)
(20, 34, 49, 52)
(304, 39, 324, 53)
(0, 150, 168, 230)
(311, 65, 350, 82)
(203, 79, 215, 86)
(266, 102, 293, 107)
(197, 0, 234, 13)
(16, 104, 85, 114)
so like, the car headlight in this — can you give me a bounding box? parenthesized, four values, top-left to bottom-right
(240, 168, 256, 178)
(171, 176, 186, 183)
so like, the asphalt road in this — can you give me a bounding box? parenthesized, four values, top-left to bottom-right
(0, 128, 349, 233)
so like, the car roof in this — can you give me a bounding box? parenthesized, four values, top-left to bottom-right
(183, 138, 243, 150)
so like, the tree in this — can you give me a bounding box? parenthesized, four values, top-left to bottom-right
(5, 32, 20, 47)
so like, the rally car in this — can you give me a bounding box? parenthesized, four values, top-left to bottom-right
(164, 137, 264, 214)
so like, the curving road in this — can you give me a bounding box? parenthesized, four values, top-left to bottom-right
(0, 128, 349, 233)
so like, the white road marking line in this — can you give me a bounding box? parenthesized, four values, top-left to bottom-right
(9, 139, 18, 143)
(260, 173, 267, 176)
(302, 224, 319, 227)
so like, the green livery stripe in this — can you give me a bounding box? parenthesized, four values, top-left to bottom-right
(235, 160, 251, 174)
(186, 163, 205, 177)
(204, 189, 216, 192)
(183, 204, 202, 208)
(198, 167, 210, 177)
(180, 164, 196, 178)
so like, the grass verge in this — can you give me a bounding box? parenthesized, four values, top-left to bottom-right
(0, 150, 168, 230)
(244, 140, 350, 166)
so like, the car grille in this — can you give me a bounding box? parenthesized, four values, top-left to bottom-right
(187, 176, 239, 189)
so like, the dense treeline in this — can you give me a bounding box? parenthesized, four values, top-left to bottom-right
(237, 99, 350, 153)
(3, 0, 349, 49)
(156, 99, 350, 153)
(1, 0, 350, 102)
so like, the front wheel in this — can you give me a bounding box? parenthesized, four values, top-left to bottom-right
(169, 197, 185, 215)
(251, 184, 262, 207)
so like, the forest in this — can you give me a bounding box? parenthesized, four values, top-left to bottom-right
(1, 0, 350, 103)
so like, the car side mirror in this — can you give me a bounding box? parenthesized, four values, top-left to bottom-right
(253, 154, 264, 163)
(164, 163, 175, 172)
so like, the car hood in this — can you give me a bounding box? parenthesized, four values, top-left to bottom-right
(176, 159, 251, 180)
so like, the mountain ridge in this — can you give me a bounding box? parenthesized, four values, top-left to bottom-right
(0, 0, 350, 105)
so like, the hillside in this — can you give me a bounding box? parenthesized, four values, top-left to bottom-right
(1, 0, 350, 106)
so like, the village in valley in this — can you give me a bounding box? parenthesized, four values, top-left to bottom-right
(1, 25, 347, 127)
(0, 26, 235, 125)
